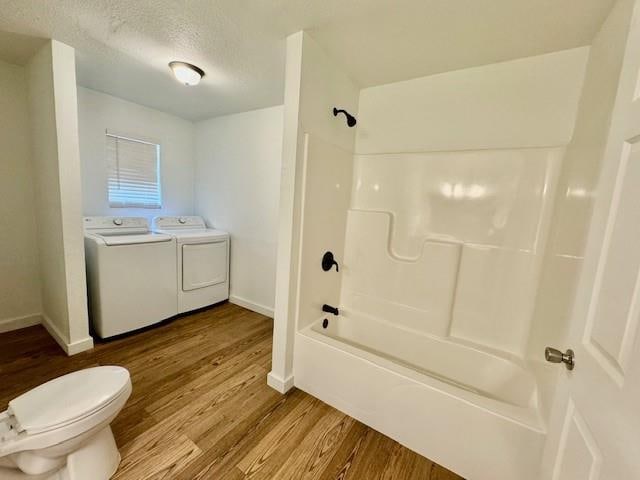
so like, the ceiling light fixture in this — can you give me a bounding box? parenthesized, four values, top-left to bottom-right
(169, 61, 205, 86)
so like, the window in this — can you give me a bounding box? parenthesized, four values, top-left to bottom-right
(106, 132, 162, 208)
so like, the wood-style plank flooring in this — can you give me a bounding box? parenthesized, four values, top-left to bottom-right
(0, 303, 463, 479)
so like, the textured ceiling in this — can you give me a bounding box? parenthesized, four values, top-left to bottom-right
(0, 0, 616, 121)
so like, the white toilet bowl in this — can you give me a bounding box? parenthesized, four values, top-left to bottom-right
(0, 366, 131, 480)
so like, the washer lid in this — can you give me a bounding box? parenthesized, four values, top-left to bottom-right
(96, 232, 172, 246)
(8, 366, 130, 434)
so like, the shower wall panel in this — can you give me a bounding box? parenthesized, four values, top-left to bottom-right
(451, 245, 540, 354)
(342, 148, 563, 356)
(341, 210, 460, 336)
(296, 134, 354, 330)
(355, 48, 589, 155)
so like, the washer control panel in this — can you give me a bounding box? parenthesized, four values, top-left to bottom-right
(84, 216, 149, 231)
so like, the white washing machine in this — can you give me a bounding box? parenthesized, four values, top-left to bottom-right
(153, 216, 229, 313)
(84, 217, 178, 338)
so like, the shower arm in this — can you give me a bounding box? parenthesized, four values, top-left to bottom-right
(332, 107, 357, 127)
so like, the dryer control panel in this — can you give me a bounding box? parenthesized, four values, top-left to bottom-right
(153, 216, 206, 230)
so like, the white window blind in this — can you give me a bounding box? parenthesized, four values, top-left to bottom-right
(106, 133, 161, 209)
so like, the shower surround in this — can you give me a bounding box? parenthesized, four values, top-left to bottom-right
(294, 136, 562, 480)
(274, 32, 592, 480)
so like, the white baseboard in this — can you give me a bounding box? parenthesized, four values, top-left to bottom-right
(267, 371, 295, 393)
(41, 314, 94, 356)
(66, 335, 94, 355)
(0, 313, 41, 334)
(230, 295, 274, 318)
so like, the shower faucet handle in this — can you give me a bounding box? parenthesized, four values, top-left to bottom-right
(545, 347, 575, 371)
(322, 251, 339, 272)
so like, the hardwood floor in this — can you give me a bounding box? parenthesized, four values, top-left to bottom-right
(0, 303, 463, 480)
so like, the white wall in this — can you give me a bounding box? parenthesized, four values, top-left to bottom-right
(0, 58, 41, 332)
(356, 47, 589, 154)
(270, 31, 360, 392)
(194, 106, 283, 316)
(77, 87, 195, 220)
(26, 40, 92, 353)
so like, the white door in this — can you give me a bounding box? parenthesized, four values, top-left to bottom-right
(543, 1, 640, 478)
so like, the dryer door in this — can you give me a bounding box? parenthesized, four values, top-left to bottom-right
(182, 240, 228, 291)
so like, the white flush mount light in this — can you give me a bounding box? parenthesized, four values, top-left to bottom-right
(169, 61, 205, 86)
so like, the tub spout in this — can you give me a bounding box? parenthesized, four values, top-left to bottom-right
(322, 304, 339, 316)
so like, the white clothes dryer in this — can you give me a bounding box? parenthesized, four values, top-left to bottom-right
(153, 216, 229, 314)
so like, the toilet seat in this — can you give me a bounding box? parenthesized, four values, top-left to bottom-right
(9, 366, 130, 435)
(0, 366, 131, 457)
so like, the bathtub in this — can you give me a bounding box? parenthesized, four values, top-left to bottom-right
(293, 311, 546, 480)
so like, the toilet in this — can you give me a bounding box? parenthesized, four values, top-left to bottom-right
(0, 366, 131, 479)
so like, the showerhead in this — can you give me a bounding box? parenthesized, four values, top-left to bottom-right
(333, 107, 357, 127)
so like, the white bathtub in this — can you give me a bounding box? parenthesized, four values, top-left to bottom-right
(294, 311, 546, 480)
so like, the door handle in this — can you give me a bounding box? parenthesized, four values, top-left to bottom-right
(545, 347, 575, 371)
